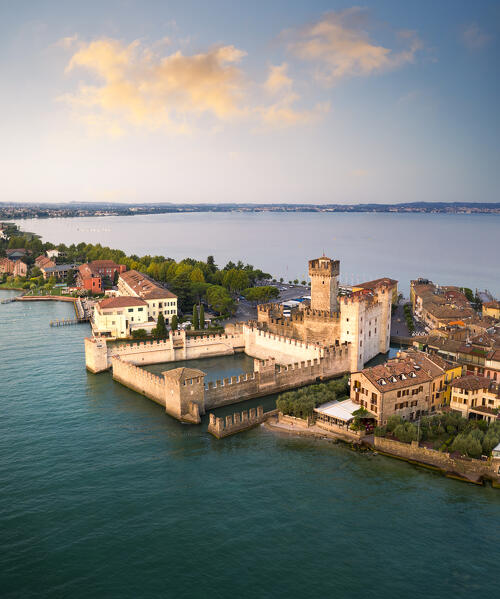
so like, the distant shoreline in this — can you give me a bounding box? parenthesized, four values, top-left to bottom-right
(2, 201, 500, 220)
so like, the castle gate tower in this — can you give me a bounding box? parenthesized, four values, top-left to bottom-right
(308, 257, 340, 313)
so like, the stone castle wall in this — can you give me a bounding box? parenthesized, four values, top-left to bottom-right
(374, 437, 500, 483)
(85, 330, 245, 373)
(204, 349, 350, 410)
(112, 357, 167, 407)
(111, 357, 201, 423)
(242, 324, 325, 363)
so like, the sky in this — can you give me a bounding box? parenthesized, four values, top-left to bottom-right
(0, 0, 498, 204)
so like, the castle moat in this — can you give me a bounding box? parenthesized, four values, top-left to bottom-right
(1, 289, 499, 598)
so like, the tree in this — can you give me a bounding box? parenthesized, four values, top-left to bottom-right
(482, 432, 500, 456)
(153, 312, 167, 338)
(190, 267, 205, 283)
(131, 329, 148, 339)
(170, 314, 178, 331)
(66, 269, 76, 287)
(199, 304, 205, 329)
(193, 304, 199, 330)
(113, 270, 119, 285)
(279, 277, 284, 283)
(351, 407, 370, 431)
(243, 286, 280, 303)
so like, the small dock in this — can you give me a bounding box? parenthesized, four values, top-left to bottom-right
(208, 406, 278, 438)
(50, 318, 88, 327)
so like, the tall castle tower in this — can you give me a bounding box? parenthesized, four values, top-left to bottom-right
(309, 256, 340, 313)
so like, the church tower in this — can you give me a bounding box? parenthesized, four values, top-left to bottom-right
(308, 256, 340, 313)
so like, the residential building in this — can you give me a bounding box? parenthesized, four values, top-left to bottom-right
(483, 301, 500, 320)
(0, 257, 13, 274)
(93, 296, 151, 338)
(0, 258, 27, 277)
(77, 264, 103, 294)
(35, 255, 56, 270)
(6, 248, 29, 261)
(410, 279, 474, 329)
(117, 270, 177, 324)
(13, 260, 27, 277)
(46, 249, 60, 260)
(41, 263, 80, 280)
(76, 260, 126, 294)
(450, 375, 500, 423)
(414, 331, 500, 382)
(87, 260, 126, 280)
(350, 349, 462, 424)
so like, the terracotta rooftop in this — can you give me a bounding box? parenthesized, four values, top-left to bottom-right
(355, 277, 398, 290)
(78, 263, 98, 279)
(89, 260, 123, 268)
(451, 375, 492, 391)
(360, 350, 455, 392)
(97, 296, 147, 309)
(484, 300, 500, 310)
(120, 269, 176, 300)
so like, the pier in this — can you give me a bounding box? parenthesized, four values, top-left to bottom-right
(50, 318, 88, 327)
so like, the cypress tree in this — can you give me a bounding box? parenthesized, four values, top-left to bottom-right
(171, 314, 178, 331)
(199, 304, 205, 329)
(192, 304, 199, 330)
(155, 312, 167, 338)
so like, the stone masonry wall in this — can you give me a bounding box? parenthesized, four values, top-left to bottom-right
(112, 357, 167, 408)
(374, 437, 500, 483)
(205, 349, 350, 410)
(242, 324, 325, 363)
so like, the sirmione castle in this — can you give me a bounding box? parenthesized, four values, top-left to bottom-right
(85, 256, 397, 423)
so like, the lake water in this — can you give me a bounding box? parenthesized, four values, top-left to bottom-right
(1, 290, 499, 598)
(15, 212, 500, 296)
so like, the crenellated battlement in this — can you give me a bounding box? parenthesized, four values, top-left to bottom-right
(205, 371, 257, 390)
(208, 406, 277, 438)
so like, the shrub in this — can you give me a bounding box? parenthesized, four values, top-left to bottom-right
(482, 433, 500, 456)
(386, 415, 403, 433)
(465, 437, 483, 459)
(374, 426, 386, 437)
(393, 422, 418, 443)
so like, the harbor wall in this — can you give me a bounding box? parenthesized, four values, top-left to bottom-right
(374, 437, 500, 483)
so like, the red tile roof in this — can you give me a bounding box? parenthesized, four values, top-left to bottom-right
(98, 296, 147, 309)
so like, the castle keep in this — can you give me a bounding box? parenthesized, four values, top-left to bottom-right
(85, 256, 397, 423)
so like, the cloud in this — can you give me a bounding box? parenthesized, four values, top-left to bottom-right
(61, 38, 248, 133)
(60, 38, 331, 134)
(285, 8, 422, 85)
(264, 62, 293, 94)
(54, 34, 79, 48)
(258, 62, 330, 127)
(461, 23, 492, 50)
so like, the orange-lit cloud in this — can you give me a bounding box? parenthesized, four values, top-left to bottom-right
(259, 62, 330, 128)
(61, 38, 248, 133)
(61, 38, 331, 133)
(286, 8, 422, 85)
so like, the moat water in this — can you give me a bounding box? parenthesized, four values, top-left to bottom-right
(1, 290, 499, 598)
(14, 211, 500, 296)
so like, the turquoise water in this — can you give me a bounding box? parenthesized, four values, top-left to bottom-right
(1, 292, 499, 598)
(15, 211, 500, 296)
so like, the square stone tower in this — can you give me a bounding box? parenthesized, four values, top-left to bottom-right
(309, 256, 340, 313)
